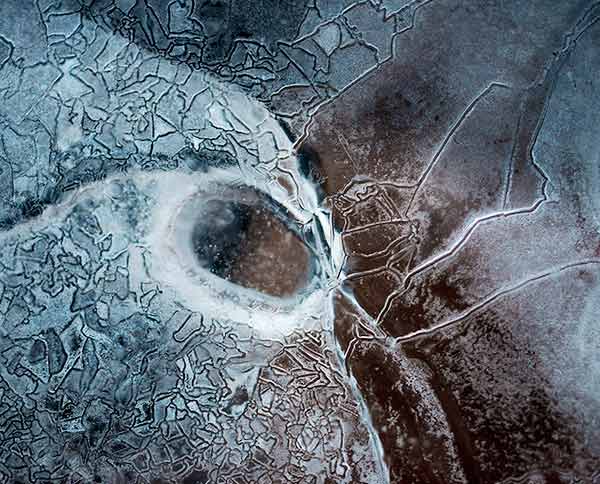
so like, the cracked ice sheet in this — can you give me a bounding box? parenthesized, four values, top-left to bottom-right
(75, 0, 428, 132)
(0, 6, 387, 484)
(300, 0, 600, 482)
(1, 0, 600, 483)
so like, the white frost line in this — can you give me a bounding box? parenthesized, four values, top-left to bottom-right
(393, 259, 600, 344)
(376, 194, 549, 325)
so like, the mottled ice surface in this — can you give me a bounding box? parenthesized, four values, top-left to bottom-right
(0, 1, 599, 483)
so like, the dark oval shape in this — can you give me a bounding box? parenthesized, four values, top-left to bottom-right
(188, 190, 315, 298)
